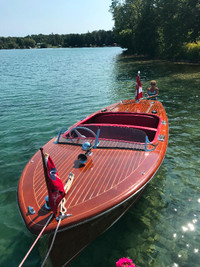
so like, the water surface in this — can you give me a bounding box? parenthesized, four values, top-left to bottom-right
(0, 48, 200, 267)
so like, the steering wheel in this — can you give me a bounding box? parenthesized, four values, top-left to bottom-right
(69, 126, 97, 142)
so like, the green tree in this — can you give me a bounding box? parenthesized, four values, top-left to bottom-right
(0, 31, 116, 50)
(24, 37, 36, 48)
(110, 0, 200, 58)
(134, 0, 159, 56)
(110, 0, 138, 49)
(16, 37, 25, 49)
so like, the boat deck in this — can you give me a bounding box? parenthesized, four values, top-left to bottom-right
(18, 99, 168, 235)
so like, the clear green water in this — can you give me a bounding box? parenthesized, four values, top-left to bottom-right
(0, 48, 200, 267)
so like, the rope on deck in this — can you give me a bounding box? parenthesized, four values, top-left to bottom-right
(19, 172, 75, 266)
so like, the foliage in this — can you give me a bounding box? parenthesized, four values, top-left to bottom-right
(0, 30, 116, 50)
(184, 41, 200, 62)
(110, 0, 200, 60)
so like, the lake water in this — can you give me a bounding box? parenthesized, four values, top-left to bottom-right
(0, 47, 200, 267)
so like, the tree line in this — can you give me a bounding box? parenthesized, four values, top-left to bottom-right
(0, 30, 116, 50)
(1, 1, 200, 62)
(110, 0, 200, 62)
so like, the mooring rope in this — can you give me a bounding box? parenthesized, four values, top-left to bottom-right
(41, 216, 62, 267)
(18, 213, 54, 267)
(19, 172, 75, 267)
(41, 173, 74, 266)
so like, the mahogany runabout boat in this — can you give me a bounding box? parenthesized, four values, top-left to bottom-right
(18, 99, 168, 266)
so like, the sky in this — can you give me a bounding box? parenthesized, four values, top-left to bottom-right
(0, 0, 114, 37)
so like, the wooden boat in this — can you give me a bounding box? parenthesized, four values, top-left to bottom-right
(18, 99, 168, 266)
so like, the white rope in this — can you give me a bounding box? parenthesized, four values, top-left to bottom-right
(18, 213, 54, 267)
(41, 216, 62, 267)
(19, 172, 75, 266)
(64, 172, 74, 193)
(60, 197, 67, 214)
(41, 172, 75, 266)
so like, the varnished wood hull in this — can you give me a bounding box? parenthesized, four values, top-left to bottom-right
(18, 99, 168, 265)
(49, 187, 145, 267)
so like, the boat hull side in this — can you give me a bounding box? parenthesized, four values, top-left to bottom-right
(48, 187, 146, 267)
